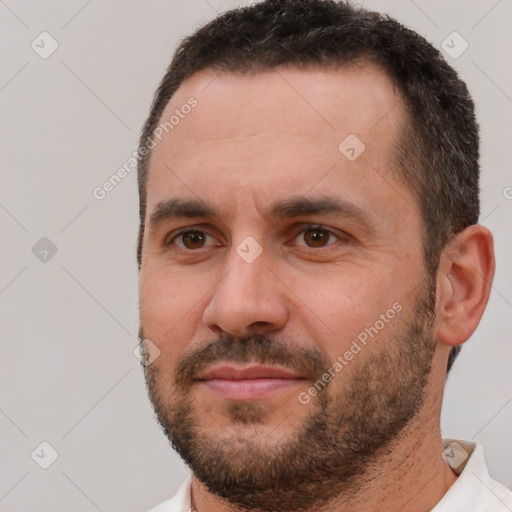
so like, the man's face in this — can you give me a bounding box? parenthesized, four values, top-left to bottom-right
(139, 66, 437, 511)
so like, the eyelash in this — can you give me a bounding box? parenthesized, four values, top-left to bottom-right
(165, 224, 348, 250)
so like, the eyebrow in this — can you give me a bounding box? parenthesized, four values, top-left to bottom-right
(148, 195, 375, 233)
(149, 198, 215, 230)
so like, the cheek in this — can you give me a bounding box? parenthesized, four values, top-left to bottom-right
(139, 265, 210, 355)
(287, 266, 403, 356)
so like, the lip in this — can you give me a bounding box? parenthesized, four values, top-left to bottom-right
(197, 364, 301, 381)
(195, 364, 304, 400)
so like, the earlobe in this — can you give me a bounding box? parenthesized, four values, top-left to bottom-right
(435, 225, 495, 347)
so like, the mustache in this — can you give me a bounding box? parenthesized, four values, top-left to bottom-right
(171, 333, 331, 390)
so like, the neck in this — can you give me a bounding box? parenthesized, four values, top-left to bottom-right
(192, 416, 457, 512)
(191, 423, 457, 512)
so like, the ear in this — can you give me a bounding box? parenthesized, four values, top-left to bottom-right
(435, 225, 495, 347)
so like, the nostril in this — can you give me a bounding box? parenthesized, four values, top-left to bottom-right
(248, 321, 272, 331)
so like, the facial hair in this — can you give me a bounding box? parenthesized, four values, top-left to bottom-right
(141, 280, 437, 512)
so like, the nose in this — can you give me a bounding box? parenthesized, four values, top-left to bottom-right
(202, 246, 289, 337)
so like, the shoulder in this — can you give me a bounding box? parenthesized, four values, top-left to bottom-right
(147, 474, 192, 512)
(434, 439, 512, 511)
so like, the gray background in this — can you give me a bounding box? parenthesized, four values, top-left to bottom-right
(1, 1, 511, 511)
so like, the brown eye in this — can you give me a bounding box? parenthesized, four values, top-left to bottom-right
(303, 228, 332, 247)
(170, 230, 214, 250)
(182, 231, 206, 249)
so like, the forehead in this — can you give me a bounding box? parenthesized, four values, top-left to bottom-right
(145, 64, 415, 229)
(153, 64, 402, 158)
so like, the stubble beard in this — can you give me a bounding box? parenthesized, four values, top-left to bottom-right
(142, 280, 437, 512)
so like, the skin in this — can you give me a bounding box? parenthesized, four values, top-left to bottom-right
(138, 65, 495, 512)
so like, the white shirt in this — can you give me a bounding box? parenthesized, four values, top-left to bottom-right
(148, 439, 512, 512)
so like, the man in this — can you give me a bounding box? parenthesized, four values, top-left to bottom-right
(136, 1, 511, 511)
